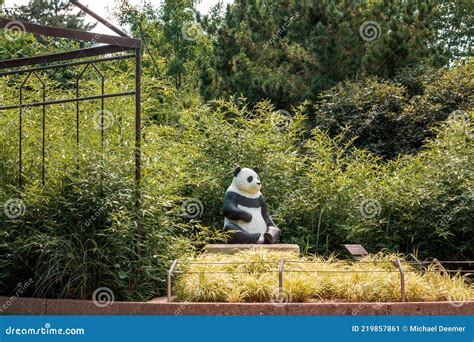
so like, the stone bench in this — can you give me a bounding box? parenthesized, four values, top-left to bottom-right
(204, 244, 300, 255)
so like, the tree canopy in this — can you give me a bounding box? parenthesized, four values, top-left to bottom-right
(4, 0, 96, 31)
(197, 0, 472, 110)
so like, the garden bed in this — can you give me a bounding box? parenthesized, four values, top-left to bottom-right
(173, 250, 474, 303)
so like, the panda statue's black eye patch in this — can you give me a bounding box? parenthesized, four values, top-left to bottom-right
(247, 176, 253, 183)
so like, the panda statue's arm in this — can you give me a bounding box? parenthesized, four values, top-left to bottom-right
(260, 195, 277, 227)
(223, 192, 252, 222)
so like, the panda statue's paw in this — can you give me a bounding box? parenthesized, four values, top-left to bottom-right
(257, 234, 265, 244)
(263, 233, 273, 244)
(263, 226, 281, 244)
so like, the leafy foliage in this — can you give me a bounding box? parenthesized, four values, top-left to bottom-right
(313, 62, 473, 157)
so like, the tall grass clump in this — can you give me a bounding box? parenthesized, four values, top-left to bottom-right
(0, 147, 197, 301)
(175, 250, 474, 303)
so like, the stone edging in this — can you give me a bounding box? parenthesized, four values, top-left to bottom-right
(1, 297, 473, 316)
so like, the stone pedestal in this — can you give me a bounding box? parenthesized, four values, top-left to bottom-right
(204, 244, 300, 255)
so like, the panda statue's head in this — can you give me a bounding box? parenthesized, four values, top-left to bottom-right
(232, 167, 261, 195)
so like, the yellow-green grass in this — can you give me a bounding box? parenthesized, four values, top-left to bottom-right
(174, 249, 474, 303)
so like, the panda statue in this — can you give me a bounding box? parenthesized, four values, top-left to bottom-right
(223, 167, 281, 244)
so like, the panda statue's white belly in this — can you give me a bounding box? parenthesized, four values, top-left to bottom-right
(237, 204, 267, 235)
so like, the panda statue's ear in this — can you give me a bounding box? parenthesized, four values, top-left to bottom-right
(253, 167, 260, 175)
(233, 167, 242, 177)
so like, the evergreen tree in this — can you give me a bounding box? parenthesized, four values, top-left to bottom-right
(0, 0, 97, 76)
(200, 0, 471, 110)
(4, 0, 95, 31)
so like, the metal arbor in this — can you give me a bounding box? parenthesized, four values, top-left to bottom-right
(0, 7, 143, 255)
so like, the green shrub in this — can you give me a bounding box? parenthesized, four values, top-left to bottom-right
(0, 149, 196, 300)
(313, 62, 473, 158)
(141, 98, 473, 261)
(278, 113, 473, 259)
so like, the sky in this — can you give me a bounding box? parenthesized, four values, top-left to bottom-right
(3, 0, 233, 34)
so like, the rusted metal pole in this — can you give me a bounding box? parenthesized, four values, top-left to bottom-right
(0, 45, 134, 70)
(168, 260, 178, 302)
(395, 258, 405, 302)
(33, 71, 46, 186)
(19, 89, 23, 188)
(135, 47, 142, 261)
(0, 91, 135, 111)
(278, 258, 284, 302)
(0, 18, 139, 49)
(0, 54, 133, 77)
(75, 69, 81, 145)
(18, 72, 33, 188)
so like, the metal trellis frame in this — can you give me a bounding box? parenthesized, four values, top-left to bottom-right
(0, 6, 143, 258)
